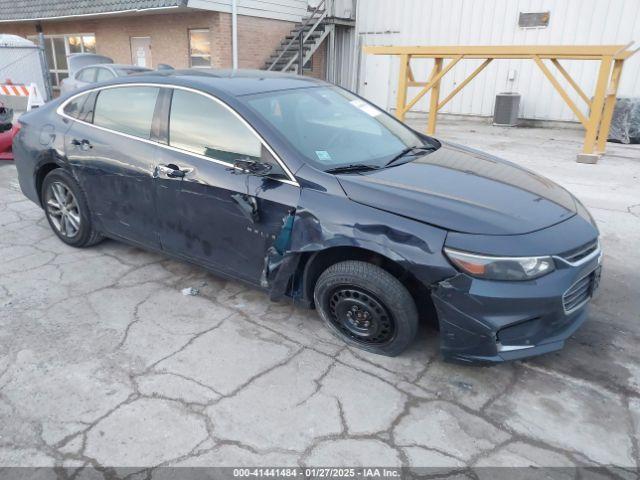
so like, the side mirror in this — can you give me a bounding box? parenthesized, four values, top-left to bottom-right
(233, 158, 273, 177)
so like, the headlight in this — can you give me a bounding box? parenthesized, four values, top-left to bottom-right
(443, 248, 555, 281)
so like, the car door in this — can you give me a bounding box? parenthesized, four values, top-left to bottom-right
(154, 87, 300, 284)
(63, 85, 163, 249)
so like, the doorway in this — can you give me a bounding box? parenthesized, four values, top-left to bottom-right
(359, 48, 391, 110)
(130, 37, 152, 68)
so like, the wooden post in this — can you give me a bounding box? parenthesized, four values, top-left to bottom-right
(551, 59, 591, 106)
(437, 58, 492, 110)
(403, 55, 461, 114)
(427, 57, 443, 135)
(363, 44, 638, 162)
(596, 58, 624, 153)
(582, 55, 613, 155)
(534, 56, 588, 127)
(395, 54, 410, 121)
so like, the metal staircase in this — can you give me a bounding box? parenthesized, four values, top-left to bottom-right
(264, 0, 334, 74)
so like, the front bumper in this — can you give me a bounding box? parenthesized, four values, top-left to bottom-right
(431, 247, 602, 364)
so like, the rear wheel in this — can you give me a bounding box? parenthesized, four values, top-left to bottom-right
(42, 169, 103, 248)
(314, 260, 418, 356)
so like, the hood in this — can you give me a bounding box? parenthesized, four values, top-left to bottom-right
(337, 142, 577, 235)
(67, 53, 113, 76)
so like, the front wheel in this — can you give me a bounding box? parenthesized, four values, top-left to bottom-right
(314, 260, 418, 356)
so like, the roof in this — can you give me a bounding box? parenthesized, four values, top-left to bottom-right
(108, 64, 152, 70)
(0, 0, 187, 22)
(131, 68, 326, 96)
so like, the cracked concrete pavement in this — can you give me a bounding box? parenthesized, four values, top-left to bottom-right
(1, 118, 639, 474)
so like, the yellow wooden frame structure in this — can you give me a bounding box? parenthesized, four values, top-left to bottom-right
(364, 44, 638, 161)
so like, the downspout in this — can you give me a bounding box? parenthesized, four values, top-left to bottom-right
(352, 0, 361, 92)
(231, 0, 238, 69)
(35, 22, 53, 100)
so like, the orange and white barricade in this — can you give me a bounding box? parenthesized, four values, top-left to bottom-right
(0, 82, 45, 111)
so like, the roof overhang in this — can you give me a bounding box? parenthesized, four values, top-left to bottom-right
(0, 5, 191, 23)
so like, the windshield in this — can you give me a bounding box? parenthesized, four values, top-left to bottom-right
(244, 86, 434, 171)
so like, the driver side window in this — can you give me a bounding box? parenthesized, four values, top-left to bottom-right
(168, 89, 285, 176)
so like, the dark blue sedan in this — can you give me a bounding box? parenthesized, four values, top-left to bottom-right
(13, 69, 602, 363)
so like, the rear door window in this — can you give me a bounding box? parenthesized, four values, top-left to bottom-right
(93, 86, 160, 139)
(96, 67, 115, 82)
(76, 67, 96, 82)
(63, 91, 98, 122)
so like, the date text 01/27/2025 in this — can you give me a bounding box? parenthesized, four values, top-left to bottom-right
(233, 468, 401, 478)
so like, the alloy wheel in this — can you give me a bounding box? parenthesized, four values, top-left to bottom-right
(45, 181, 81, 238)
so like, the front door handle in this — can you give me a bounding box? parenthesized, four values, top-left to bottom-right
(71, 138, 92, 150)
(156, 164, 191, 178)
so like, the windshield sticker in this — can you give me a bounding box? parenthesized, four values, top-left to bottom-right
(350, 99, 381, 117)
(315, 150, 332, 161)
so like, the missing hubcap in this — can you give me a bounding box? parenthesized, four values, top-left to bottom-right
(328, 287, 395, 345)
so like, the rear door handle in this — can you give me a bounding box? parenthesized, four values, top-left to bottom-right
(71, 138, 92, 150)
(156, 164, 192, 178)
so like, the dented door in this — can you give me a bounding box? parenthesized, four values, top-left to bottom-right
(154, 87, 300, 284)
(155, 147, 256, 279)
(154, 147, 299, 284)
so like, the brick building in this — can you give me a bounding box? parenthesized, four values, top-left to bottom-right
(0, 0, 348, 94)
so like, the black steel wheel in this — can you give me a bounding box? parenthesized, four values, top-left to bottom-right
(41, 169, 103, 248)
(314, 260, 418, 356)
(328, 287, 396, 345)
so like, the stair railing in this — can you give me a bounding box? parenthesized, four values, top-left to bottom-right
(266, 0, 328, 73)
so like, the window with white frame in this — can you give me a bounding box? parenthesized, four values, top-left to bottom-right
(189, 29, 211, 68)
(28, 34, 96, 91)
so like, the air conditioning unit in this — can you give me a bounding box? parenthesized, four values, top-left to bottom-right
(493, 92, 521, 126)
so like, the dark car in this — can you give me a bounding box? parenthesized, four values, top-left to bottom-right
(13, 69, 602, 363)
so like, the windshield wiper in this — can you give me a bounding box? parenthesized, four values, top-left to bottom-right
(385, 145, 436, 167)
(325, 164, 380, 174)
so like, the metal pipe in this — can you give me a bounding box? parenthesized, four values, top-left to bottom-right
(327, 23, 335, 82)
(35, 23, 53, 100)
(298, 28, 304, 75)
(231, 0, 238, 69)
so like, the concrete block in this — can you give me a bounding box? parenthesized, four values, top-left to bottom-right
(576, 153, 601, 164)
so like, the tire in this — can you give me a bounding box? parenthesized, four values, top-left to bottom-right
(41, 169, 103, 248)
(314, 260, 418, 356)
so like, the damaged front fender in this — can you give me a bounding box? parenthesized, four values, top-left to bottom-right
(262, 186, 456, 305)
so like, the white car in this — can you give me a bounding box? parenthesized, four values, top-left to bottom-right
(60, 53, 151, 94)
